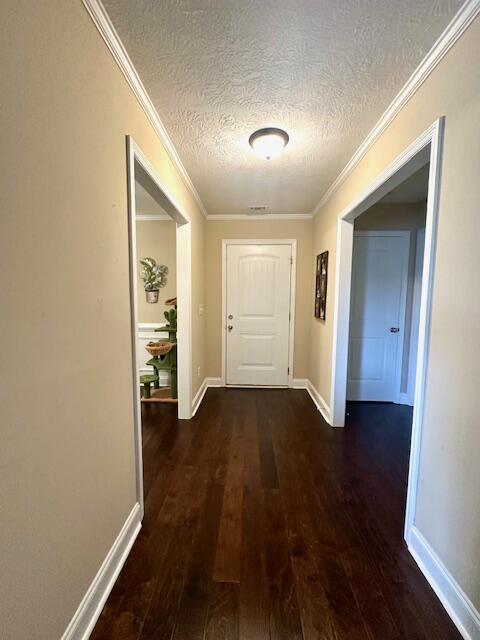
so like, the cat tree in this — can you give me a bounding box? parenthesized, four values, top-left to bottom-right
(140, 298, 177, 400)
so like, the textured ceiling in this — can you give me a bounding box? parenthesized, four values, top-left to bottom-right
(102, 0, 461, 216)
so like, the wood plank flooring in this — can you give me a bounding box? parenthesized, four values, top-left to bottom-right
(91, 388, 461, 639)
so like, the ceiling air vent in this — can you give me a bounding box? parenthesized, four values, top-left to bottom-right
(247, 205, 269, 214)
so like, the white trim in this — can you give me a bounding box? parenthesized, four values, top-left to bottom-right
(291, 378, 308, 389)
(220, 384, 290, 389)
(61, 503, 142, 640)
(138, 322, 167, 331)
(82, 0, 208, 219)
(127, 137, 193, 517)
(220, 238, 299, 244)
(190, 377, 223, 415)
(221, 241, 227, 387)
(191, 377, 333, 427)
(330, 120, 441, 423)
(136, 214, 172, 221)
(397, 392, 413, 407)
(220, 239, 297, 388)
(126, 139, 144, 515)
(288, 242, 297, 388)
(328, 119, 444, 552)
(409, 527, 480, 640)
(350, 230, 411, 404)
(191, 378, 208, 416)
(311, 0, 480, 216)
(404, 119, 444, 542)
(175, 222, 193, 419)
(406, 228, 426, 406)
(306, 380, 332, 425)
(330, 218, 355, 427)
(207, 213, 312, 221)
(128, 137, 192, 421)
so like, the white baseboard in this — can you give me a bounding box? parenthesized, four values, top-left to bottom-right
(409, 526, 480, 640)
(192, 377, 333, 426)
(397, 392, 414, 406)
(191, 378, 223, 416)
(291, 378, 308, 389)
(62, 502, 142, 640)
(305, 380, 332, 425)
(191, 378, 208, 416)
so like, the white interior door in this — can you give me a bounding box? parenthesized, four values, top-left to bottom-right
(347, 232, 409, 401)
(225, 243, 292, 386)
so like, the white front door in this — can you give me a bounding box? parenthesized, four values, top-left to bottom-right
(225, 243, 292, 386)
(347, 232, 409, 401)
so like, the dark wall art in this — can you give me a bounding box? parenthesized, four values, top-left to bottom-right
(314, 251, 328, 320)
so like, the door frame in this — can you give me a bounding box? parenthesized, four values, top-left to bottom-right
(126, 136, 193, 518)
(221, 239, 297, 388)
(350, 230, 411, 403)
(329, 118, 444, 543)
(405, 228, 426, 406)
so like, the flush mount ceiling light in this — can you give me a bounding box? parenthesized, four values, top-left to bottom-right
(249, 127, 289, 160)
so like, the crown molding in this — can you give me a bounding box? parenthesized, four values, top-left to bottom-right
(206, 213, 312, 221)
(311, 0, 480, 217)
(82, 0, 208, 219)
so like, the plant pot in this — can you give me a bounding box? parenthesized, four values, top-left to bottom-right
(145, 289, 159, 303)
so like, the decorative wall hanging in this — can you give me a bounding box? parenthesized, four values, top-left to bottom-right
(139, 257, 168, 303)
(314, 251, 328, 320)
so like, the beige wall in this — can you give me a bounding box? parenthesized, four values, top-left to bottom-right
(310, 16, 480, 610)
(136, 220, 176, 323)
(0, 2, 205, 639)
(2, 1, 479, 636)
(205, 219, 313, 379)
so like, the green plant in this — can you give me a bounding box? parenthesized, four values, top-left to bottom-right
(139, 257, 168, 291)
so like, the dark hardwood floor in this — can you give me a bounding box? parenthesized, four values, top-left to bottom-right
(91, 389, 460, 639)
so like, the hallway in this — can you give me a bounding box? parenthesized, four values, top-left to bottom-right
(92, 390, 459, 639)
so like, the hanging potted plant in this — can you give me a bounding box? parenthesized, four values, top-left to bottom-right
(140, 257, 168, 303)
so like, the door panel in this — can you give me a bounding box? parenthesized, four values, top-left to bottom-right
(347, 233, 409, 401)
(226, 244, 292, 386)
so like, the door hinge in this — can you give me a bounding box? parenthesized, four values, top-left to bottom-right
(288, 366, 290, 374)
(290, 256, 293, 265)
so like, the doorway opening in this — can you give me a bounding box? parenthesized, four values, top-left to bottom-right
(126, 137, 192, 516)
(135, 180, 178, 402)
(346, 164, 429, 558)
(329, 119, 444, 544)
(347, 162, 429, 405)
(343, 163, 431, 601)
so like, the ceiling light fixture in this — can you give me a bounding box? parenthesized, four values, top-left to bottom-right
(249, 127, 289, 160)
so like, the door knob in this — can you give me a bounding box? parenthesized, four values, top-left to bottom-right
(227, 325, 233, 332)
(390, 327, 400, 333)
